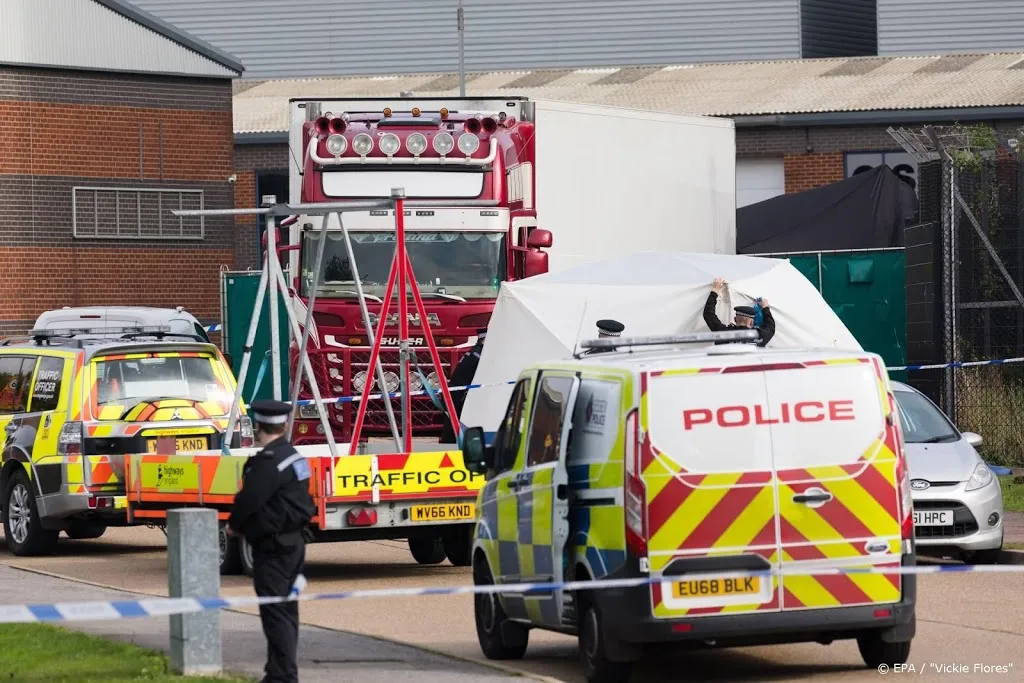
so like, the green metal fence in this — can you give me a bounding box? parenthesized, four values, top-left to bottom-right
(760, 249, 907, 383)
(220, 271, 290, 403)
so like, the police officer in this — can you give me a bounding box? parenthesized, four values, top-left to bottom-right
(703, 277, 775, 347)
(439, 328, 487, 443)
(583, 319, 625, 355)
(227, 400, 315, 683)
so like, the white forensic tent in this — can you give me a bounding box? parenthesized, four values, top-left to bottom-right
(460, 251, 862, 433)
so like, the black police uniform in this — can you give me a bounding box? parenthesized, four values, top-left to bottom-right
(583, 319, 625, 355)
(439, 328, 486, 443)
(228, 400, 316, 683)
(703, 291, 776, 347)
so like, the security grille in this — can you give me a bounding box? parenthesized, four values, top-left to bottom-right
(72, 187, 204, 239)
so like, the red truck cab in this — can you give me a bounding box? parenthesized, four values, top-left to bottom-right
(285, 97, 551, 444)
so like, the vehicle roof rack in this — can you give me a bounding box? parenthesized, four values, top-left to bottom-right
(577, 329, 760, 355)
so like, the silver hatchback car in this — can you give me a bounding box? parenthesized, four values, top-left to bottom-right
(892, 382, 1004, 564)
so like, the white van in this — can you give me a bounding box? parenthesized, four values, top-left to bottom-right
(461, 331, 916, 683)
(33, 307, 211, 343)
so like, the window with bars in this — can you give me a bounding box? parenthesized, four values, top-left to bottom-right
(72, 187, 205, 240)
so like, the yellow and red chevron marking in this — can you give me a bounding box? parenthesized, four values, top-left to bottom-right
(331, 450, 485, 501)
(126, 454, 248, 502)
(86, 455, 121, 488)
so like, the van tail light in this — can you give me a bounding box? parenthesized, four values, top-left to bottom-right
(887, 392, 914, 542)
(58, 421, 84, 456)
(624, 408, 648, 557)
(239, 416, 255, 448)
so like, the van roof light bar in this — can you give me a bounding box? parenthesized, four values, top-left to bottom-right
(28, 325, 172, 338)
(579, 329, 761, 351)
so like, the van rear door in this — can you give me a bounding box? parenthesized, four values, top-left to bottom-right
(762, 357, 904, 612)
(642, 364, 781, 619)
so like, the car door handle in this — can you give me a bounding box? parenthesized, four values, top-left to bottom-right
(793, 489, 833, 505)
(4, 423, 15, 436)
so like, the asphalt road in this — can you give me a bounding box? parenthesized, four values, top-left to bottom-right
(2, 527, 1023, 683)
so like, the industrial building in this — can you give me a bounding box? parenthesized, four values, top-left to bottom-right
(0, 0, 243, 334)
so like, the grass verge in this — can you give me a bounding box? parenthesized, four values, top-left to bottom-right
(999, 476, 1024, 513)
(0, 623, 251, 682)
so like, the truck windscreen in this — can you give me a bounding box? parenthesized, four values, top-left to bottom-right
(301, 230, 506, 299)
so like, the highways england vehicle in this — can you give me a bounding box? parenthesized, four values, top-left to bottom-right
(460, 332, 917, 683)
(0, 326, 250, 555)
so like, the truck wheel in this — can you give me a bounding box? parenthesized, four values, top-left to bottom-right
(3, 470, 59, 556)
(66, 520, 106, 540)
(857, 631, 911, 669)
(443, 525, 473, 567)
(219, 525, 243, 575)
(409, 536, 446, 565)
(579, 601, 634, 683)
(239, 535, 255, 577)
(473, 558, 528, 659)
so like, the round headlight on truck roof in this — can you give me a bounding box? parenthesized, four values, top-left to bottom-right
(379, 133, 401, 156)
(432, 132, 455, 155)
(457, 133, 480, 156)
(406, 133, 428, 156)
(352, 133, 374, 156)
(325, 134, 347, 156)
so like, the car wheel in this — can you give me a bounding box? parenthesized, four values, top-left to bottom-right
(66, 520, 106, 540)
(473, 558, 528, 660)
(443, 525, 473, 567)
(219, 524, 243, 575)
(857, 631, 911, 669)
(239, 535, 255, 577)
(3, 470, 59, 556)
(409, 536, 446, 565)
(578, 599, 634, 683)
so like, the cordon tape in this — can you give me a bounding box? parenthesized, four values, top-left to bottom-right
(3, 563, 1023, 624)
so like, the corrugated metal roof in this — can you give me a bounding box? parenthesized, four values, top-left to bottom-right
(234, 52, 1024, 135)
(0, 0, 242, 78)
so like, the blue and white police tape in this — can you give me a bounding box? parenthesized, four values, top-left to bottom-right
(204, 323, 222, 333)
(3, 563, 1024, 624)
(887, 356, 1024, 372)
(293, 355, 1024, 407)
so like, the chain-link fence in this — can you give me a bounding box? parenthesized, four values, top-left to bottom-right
(932, 147, 1024, 468)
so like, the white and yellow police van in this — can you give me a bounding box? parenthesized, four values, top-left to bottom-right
(461, 330, 916, 683)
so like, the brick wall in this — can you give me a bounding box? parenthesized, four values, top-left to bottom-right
(783, 152, 845, 193)
(0, 65, 236, 332)
(232, 143, 289, 270)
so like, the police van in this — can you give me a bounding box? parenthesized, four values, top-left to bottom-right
(461, 330, 916, 683)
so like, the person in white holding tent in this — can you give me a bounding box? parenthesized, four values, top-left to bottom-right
(703, 277, 775, 347)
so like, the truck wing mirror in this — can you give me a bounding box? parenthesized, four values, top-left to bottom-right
(462, 426, 492, 474)
(527, 228, 553, 249)
(523, 249, 549, 278)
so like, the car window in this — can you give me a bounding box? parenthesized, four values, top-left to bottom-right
(494, 378, 532, 472)
(0, 356, 36, 414)
(29, 356, 65, 413)
(526, 375, 576, 467)
(194, 322, 212, 343)
(568, 379, 622, 464)
(92, 354, 232, 417)
(893, 389, 960, 444)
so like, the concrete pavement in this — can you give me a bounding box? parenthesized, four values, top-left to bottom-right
(1004, 511, 1024, 544)
(0, 564, 523, 683)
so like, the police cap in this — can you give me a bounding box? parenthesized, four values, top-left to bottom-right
(476, 328, 488, 340)
(734, 305, 757, 320)
(596, 319, 625, 337)
(250, 399, 292, 426)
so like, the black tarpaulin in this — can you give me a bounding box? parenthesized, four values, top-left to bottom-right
(737, 165, 917, 254)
